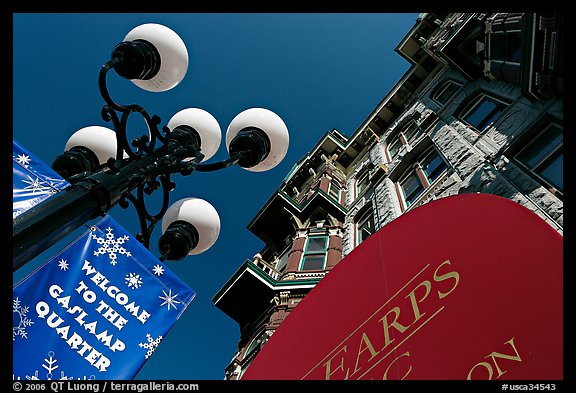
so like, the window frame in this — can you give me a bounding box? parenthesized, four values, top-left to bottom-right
(355, 170, 371, 198)
(356, 209, 375, 246)
(386, 120, 424, 160)
(387, 136, 404, 159)
(275, 244, 291, 273)
(397, 148, 448, 209)
(489, 30, 523, 63)
(420, 148, 448, 184)
(328, 181, 341, 203)
(431, 79, 463, 106)
(514, 122, 563, 195)
(458, 92, 509, 133)
(299, 235, 328, 271)
(402, 122, 422, 144)
(398, 170, 425, 208)
(245, 335, 261, 357)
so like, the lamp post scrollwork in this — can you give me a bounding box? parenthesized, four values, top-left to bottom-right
(13, 23, 289, 272)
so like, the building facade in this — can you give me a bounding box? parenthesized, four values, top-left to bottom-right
(212, 12, 563, 380)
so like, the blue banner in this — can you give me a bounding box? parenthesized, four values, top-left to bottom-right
(13, 215, 196, 380)
(13, 139, 69, 219)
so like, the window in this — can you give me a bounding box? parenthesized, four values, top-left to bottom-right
(420, 149, 446, 183)
(356, 171, 370, 197)
(400, 171, 425, 207)
(398, 149, 448, 208)
(459, 93, 509, 133)
(300, 235, 328, 271)
(244, 331, 267, 360)
(387, 137, 403, 159)
(402, 122, 421, 144)
(245, 336, 261, 357)
(490, 31, 522, 63)
(431, 80, 462, 106)
(487, 13, 524, 63)
(275, 246, 290, 273)
(515, 123, 563, 193)
(356, 211, 375, 246)
(386, 121, 423, 160)
(483, 13, 524, 85)
(328, 181, 341, 202)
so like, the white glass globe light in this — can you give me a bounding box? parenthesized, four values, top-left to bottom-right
(167, 108, 221, 162)
(225, 108, 289, 172)
(65, 126, 127, 164)
(161, 197, 221, 255)
(122, 23, 188, 92)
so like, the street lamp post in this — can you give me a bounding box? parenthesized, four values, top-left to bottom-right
(13, 23, 289, 272)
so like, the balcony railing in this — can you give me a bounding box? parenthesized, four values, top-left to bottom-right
(252, 254, 281, 280)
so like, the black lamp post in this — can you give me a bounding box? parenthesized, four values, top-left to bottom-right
(12, 23, 289, 272)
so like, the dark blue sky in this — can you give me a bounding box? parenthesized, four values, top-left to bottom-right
(13, 13, 419, 380)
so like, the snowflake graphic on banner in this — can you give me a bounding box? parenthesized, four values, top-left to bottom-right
(125, 273, 143, 289)
(13, 139, 71, 220)
(15, 153, 31, 167)
(91, 226, 132, 265)
(159, 289, 181, 311)
(58, 259, 69, 271)
(13, 297, 34, 340)
(21, 175, 56, 194)
(139, 334, 163, 359)
(152, 264, 165, 276)
(12, 351, 95, 380)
